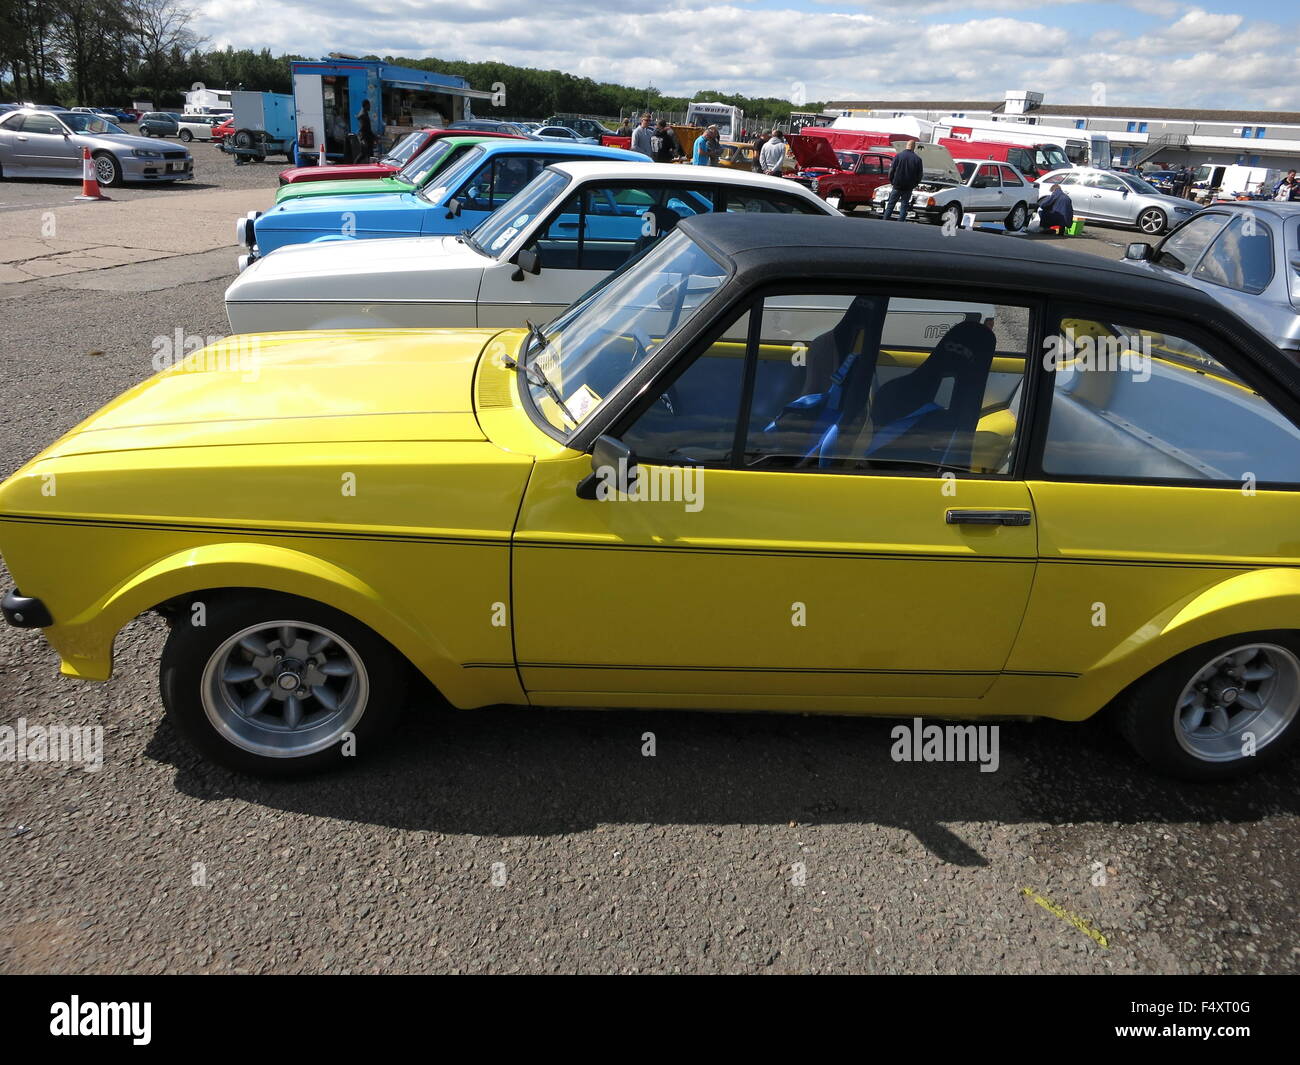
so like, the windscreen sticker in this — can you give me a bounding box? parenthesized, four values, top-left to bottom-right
(490, 227, 518, 251)
(564, 384, 602, 423)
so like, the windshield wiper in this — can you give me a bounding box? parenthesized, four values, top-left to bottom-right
(523, 318, 548, 364)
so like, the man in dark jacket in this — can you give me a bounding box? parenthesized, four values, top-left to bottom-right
(1036, 183, 1074, 234)
(651, 119, 683, 163)
(751, 130, 770, 172)
(883, 141, 923, 221)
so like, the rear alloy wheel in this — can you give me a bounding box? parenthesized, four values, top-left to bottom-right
(160, 592, 407, 775)
(179, 129, 193, 142)
(92, 152, 122, 187)
(1138, 207, 1167, 235)
(1116, 632, 1300, 780)
(1006, 202, 1028, 232)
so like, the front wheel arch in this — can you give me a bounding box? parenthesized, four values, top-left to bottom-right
(1137, 206, 1168, 235)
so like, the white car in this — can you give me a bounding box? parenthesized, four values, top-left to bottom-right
(225, 161, 836, 333)
(177, 114, 223, 142)
(1036, 167, 1201, 235)
(871, 150, 1036, 231)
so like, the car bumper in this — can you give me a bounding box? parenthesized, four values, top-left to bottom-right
(2, 589, 52, 628)
(121, 157, 193, 182)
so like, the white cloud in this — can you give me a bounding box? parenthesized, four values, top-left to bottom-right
(193, 2, 1300, 111)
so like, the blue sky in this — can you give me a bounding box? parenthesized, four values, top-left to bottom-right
(194, 2, 1300, 110)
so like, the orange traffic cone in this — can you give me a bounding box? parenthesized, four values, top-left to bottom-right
(74, 147, 110, 201)
(318, 139, 327, 168)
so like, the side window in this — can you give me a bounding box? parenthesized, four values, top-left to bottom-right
(1088, 173, 1126, 192)
(972, 164, 1001, 188)
(459, 156, 543, 210)
(999, 166, 1024, 187)
(1154, 214, 1230, 272)
(532, 183, 714, 271)
(622, 293, 1032, 475)
(0, 112, 24, 130)
(1042, 314, 1300, 484)
(1009, 150, 1030, 172)
(622, 309, 752, 466)
(720, 189, 823, 214)
(1193, 215, 1273, 293)
(21, 113, 64, 134)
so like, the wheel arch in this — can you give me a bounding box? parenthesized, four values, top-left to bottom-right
(46, 542, 494, 705)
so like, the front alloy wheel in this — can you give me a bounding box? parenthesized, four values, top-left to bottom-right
(93, 152, 122, 187)
(161, 592, 407, 775)
(1116, 632, 1300, 780)
(1138, 207, 1167, 235)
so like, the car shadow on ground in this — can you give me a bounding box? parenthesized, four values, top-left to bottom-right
(145, 687, 1300, 864)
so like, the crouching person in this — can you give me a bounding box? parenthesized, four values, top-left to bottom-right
(1035, 183, 1074, 235)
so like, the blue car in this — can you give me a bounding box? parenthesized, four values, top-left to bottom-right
(237, 140, 645, 261)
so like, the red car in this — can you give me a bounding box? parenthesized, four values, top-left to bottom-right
(211, 116, 235, 143)
(276, 127, 521, 186)
(786, 134, 897, 212)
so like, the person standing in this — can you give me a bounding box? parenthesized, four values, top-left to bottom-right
(692, 124, 722, 166)
(617, 117, 632, 138)
(1273, 170, 1299, 200)
(630, 113, 654, 158)
(883, 140, 922, 221)
(751, 129, 770, 172)
(759, 129, 788, 175)
(651, 119, 682, 163)
(356, 99, 376, 161)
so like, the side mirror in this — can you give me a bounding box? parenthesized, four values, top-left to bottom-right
(445, 197, 462, 220)
(1125, 242, 1154, 261)
(576, 435, 638, 500)
(511, 246, 541, 282)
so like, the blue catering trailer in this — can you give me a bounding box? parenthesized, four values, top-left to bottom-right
(289, 55, 497, 166)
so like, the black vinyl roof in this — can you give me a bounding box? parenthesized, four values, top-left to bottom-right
(674, 212, 1300, 401)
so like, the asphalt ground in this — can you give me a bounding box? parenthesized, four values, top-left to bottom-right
(0, 141, 1296, 975)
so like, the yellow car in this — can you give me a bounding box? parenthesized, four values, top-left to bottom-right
(4, 214, 1300, 780)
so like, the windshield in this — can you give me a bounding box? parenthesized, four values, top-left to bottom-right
(416, 144, 488, 204)
(471, 168, 568, 257)
(399, 138, 458, 186)
(1120, 174, 1160, 195)
(956, 161, 976, 181)
(523, 230, 729, 435)
(384, 131, 432, 168)
(1038, 146, 1070, 171)
(60, 113, 125, 135)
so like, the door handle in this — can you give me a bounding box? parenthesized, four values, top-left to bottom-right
(946, 509, 1032, 526)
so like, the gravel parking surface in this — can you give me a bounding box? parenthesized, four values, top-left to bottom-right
(1, 151, 1297, 974)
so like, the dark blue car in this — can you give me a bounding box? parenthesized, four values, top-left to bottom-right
(238, 140, 646, 261)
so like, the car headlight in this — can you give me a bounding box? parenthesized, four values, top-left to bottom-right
(1174, 205, 1193, 214)
(132, 149, 163, 159)
(236, 253, 255, 273)
(235, 217, 258, 248)
(811, 178, 820, 191)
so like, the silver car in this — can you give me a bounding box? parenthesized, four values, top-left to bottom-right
(1124, 201, 1300, 357)
(0, 108, 193, 186)
(1038, 166, 1199, 235)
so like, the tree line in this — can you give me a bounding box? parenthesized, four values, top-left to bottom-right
(0, 0, 822, 125)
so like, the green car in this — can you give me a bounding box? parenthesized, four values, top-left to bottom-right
(273, 135, 497, 204)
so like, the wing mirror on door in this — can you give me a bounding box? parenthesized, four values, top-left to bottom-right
(1124, 242, 1154, 261)
(511, 247, 541, 282)
(576, 435, 639, 500)
(445, 198, 462, 220)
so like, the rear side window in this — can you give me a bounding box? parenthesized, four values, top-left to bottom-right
(719, 189, 822, 214)
(1194, 215, 1273, 294)
(1042, 313, 1300, 484)
(21, 113, 65, 134)
(999, 166, 1024, 186)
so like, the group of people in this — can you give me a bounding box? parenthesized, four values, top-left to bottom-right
(625, 112, 725, 166)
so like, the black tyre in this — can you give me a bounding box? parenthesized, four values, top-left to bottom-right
(92, 152, 122, 187)
(1006, 201, 1028, 232)
(1137, 207, 1167, 235)
(179, 129, 193, 142)
(1115, 631, 1300, 781)
(160, 590, 408, 776)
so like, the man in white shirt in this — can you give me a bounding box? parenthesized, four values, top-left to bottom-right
(630, 113, 655, 159)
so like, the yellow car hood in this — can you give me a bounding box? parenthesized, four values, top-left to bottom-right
(41, 329, 500, 457)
